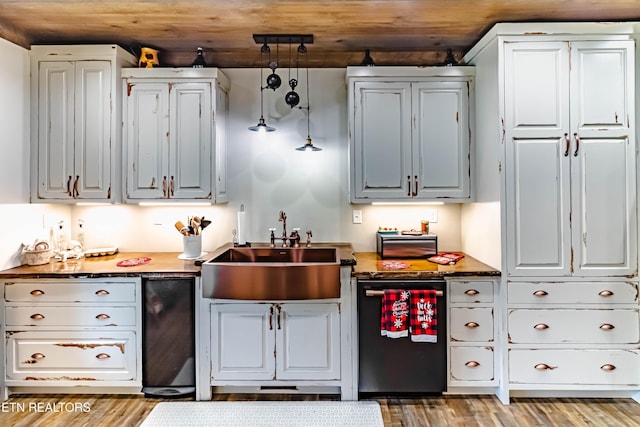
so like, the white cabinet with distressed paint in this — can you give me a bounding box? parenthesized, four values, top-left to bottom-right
(464, 23, 639, 403)
(31, 45, 136, 202)
(447, 278, 498, 388)
(2, 278, 142, 394)
(503, 40, 636, 277)
(210, 302, 340, 382)
(122, 68, 229, 202)
(347, 67, 474, 202)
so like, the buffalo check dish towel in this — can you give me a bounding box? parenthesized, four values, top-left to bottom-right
(409, 289, 438, 343)
(380, 289, 410, 338)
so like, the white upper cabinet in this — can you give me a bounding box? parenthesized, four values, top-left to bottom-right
(31, 45, 136, 202)
(347, 67, 474, 203)
(504, 40, 636, 277)
(122, 68, 229, 203)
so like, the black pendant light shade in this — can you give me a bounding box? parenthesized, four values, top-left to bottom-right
(248, 115, 275, 132)
(285, 78, 300, 107)
(360, 49, 375, 66)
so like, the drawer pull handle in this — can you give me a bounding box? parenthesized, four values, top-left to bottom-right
(599, 324, 615, 330)
(534, 363, 556, 371)
(465, 361, 480, 368)
(533, 290, 548, 297)
(30, 313, 45, 320)
(464, 322, 479, 329)
(95, 290, 110, 296)
(533, 323, 549, 330)
(30, 290, 45, 296)
(600, 364, 616, 371)
(598, 290, 614, 297)
(464, 289, 479, 296)
(31, 353, 45, 360)
(95, 314, 111, 320)
(96, 353, 111, 360)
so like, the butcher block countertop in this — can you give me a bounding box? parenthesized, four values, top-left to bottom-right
(352, 252, 500, 279)
(0, 243, 357, 279)
(0, 252, 200, 279)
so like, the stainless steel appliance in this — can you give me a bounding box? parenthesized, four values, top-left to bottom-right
(357, 279, 446, 396)
(376, 232, 437, 258)
(142, 277, 195, 397)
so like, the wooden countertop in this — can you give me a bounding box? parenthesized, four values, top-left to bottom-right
(352, 252, 500, 279)
(0, 243, 357, 279)
(0, 252, 200, 279)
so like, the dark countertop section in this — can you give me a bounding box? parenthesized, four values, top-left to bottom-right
(0, 243, 357, 279)
(353, 252, 500, 279)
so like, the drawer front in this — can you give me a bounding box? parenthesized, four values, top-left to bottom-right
(450, 347, 494, 382)
(5, 281, 136, 303)
(508, 282, 638, 305)
(6, 331, 137, 381)
(509, 309, 639, 344)
(509, 349, 640, 385)
(5, 306, 136, 327)
(450, 307, 494, 342)
(449, 280, 494, 304)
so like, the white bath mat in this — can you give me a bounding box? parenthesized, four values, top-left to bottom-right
(140, 401, 384, 427)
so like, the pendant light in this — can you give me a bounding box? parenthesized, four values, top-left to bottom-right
(295, 44, 321, 151)
(248, 62, 275, 132)
(285, 42, 300, 108)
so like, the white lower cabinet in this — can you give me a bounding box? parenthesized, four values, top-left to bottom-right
(2, 278, 141, 391)
(447, 278, 498, 388)
(507, 280, 640, 391)
(210, 302, 340, 382)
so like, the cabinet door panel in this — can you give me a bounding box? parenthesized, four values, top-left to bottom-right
(214, 84, 228, 202)
(505, 138, 571, 276)
(126, 83, 169, 199)
(504, 42, 569, 134)
(573, 137, 636, 275)
(413, 82, 470, 198)
(276, 303, 340, 380)
(211, 304, 274, 381)
(170, 83, 212, 199)
(571, 41, 634, 133)
(37, 61, 75, 199)
(74, 61, 111, 198)
(352, 82, 412, 199)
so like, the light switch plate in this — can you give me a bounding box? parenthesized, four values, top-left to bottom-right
(352, 209, 362, 224)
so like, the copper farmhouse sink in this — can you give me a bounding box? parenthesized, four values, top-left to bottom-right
(202, 247, 340, 300)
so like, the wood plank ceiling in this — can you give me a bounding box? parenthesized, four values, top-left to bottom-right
(0, 0, 639, 68)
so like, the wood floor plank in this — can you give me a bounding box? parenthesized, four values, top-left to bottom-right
(0, 394, 638, 426)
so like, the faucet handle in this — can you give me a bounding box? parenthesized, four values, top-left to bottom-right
(269, 228, 277, 248)
(306, 230, 312, 247)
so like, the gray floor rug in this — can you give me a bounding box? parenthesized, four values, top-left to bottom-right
(140, 401, 384, 426)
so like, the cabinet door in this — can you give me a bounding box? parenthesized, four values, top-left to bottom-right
(352, 81, 412, 200)
(503, 42, 572, 276)
(169, 82, 212, 199)
(36, 61, 75, 199)
(210, 304, 275, 381)
(276, 303, 340, 380)
(74, 61, 112, 199)
(570, 41, 636, 276)
(412, 81, 470, 199)
(125, 82, 170, 199)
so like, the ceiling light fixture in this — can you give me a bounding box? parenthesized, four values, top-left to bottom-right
(296, 45, 321, 151)
(360, 49, 375, 66)
(248, 57, 275, 132)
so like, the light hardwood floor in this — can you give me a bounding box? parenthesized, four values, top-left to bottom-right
(0, 394, 638, 426)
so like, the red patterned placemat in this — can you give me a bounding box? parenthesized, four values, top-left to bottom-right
(117, 257, 151, 267)
(377, 260, 411, 270)
(428, 253, 464, 265)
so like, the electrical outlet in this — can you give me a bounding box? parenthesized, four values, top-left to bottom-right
(352, 209, 363, 224)
(424, 208, 438, 223)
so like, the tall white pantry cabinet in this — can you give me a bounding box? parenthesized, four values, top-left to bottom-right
(463, 23, 640, 404)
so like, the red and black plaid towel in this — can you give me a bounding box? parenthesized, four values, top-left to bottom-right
(427, 252, 464, 265)
(380, 289, 409, 338)
(409, 289, 438, 343)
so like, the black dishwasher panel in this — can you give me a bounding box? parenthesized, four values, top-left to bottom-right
(357, 279, 446, 396)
